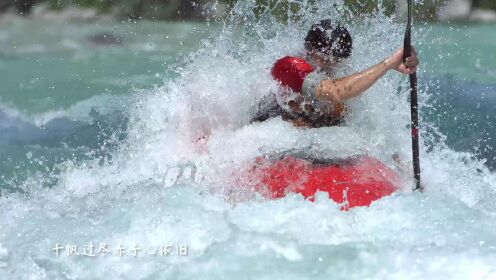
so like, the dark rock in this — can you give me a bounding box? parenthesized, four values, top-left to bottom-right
(87, 33, 123, 46)
(0, 0, 13, 13)
(14, 0, 40, 15)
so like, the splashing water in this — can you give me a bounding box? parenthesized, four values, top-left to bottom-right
(1, 1, 496, 279)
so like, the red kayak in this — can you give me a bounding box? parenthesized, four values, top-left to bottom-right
(244, 155, 402, 210)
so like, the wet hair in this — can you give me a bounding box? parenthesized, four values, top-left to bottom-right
(304, 19, 352, 58)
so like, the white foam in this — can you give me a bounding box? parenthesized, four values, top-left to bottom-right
(1, 1, 496, 279)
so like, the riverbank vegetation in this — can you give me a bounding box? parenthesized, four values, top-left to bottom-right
(0, 0, 494, 22)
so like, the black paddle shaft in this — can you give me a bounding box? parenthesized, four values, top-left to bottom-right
(403, 0, 422, 191)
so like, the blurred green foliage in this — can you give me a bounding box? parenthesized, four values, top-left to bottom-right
(472, 0, 496, 11)
(45, 0, 206, 19)
(344, 0, 396, 16)
(342, 0, 441, 21)
(251, 0, 312, 23)
(2, 0, 495, 21)
(46, 0, 114, 11)
(249, 0, 441, 23)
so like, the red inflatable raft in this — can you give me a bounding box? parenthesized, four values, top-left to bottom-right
(246, 155, 402, 210)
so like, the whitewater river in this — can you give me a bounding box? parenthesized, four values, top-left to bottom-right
(1, 1, 495, 279)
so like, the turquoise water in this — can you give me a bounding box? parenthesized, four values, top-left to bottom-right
(420, 23, 496, 169)
(0, 20, 212, 112)
(1, 2, 496, 279)
(422, 23, 496, 83)
(0, 20, 215, 189)
(1, 20, 494, 189)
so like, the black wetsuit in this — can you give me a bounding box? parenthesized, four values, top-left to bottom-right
(250, 94, 344, 128)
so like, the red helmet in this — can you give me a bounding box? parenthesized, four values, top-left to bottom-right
(271, 56, 314, 93)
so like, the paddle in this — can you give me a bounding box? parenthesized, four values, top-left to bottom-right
(403, 0, 422, 191)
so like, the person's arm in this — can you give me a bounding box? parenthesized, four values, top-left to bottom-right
(316, 48, 419, 102)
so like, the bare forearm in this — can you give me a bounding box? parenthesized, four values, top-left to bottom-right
(317, 58, 393, 102)
(335, 59, 392, 100)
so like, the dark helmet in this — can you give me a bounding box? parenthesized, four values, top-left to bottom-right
(304, 19, 352, 58)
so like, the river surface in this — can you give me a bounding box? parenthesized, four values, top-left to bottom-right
(0, 1, 495, 279)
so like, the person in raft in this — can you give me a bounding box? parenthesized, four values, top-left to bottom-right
(252, 19, 419, 128)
